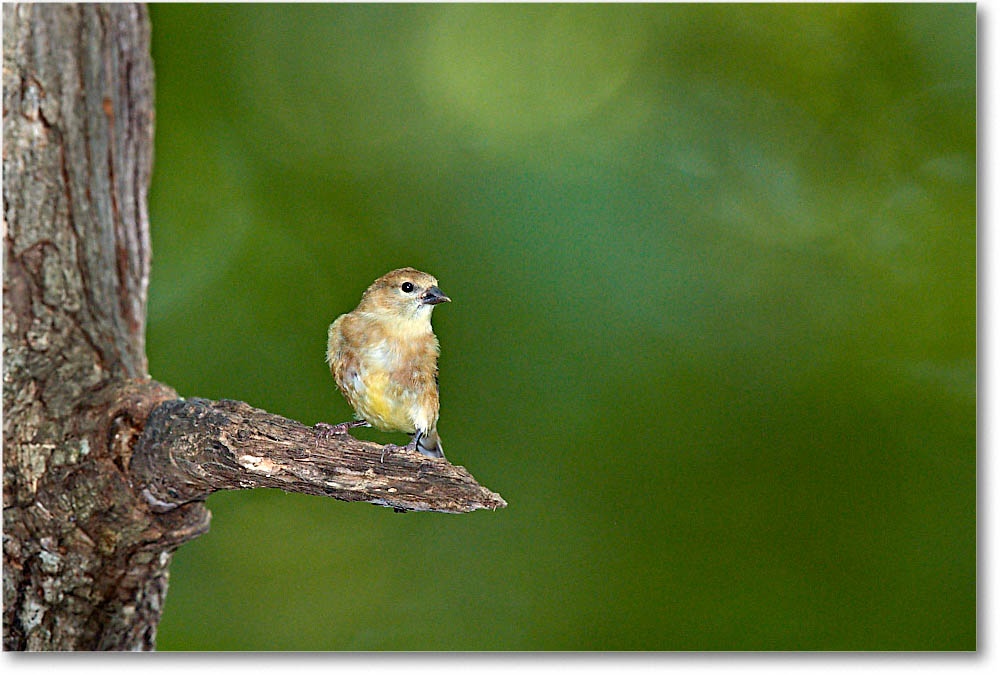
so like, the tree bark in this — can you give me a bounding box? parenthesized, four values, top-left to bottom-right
(132, 398, 505, 515)
(3, 3, 503, 651)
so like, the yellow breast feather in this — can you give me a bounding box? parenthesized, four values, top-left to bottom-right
(324, 268, 449, 459)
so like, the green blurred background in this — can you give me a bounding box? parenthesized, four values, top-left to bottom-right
(146, 3, 975, 650)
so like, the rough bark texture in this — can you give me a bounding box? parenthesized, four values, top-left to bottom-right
(3, 3, 504, 651)
(3, 4, 166, 650)
(131, 398, 506, 514)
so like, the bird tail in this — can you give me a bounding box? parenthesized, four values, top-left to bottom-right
(416, 429, 444, 458)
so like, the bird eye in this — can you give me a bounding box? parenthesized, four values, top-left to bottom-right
(401, 282, 414, 293)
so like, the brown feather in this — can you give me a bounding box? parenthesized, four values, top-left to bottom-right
(326, 268, 446, 455)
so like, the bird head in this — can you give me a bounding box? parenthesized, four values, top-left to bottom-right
(358, 267, 450, 322)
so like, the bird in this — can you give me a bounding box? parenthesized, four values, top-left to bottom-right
(318, 267, 450, 459)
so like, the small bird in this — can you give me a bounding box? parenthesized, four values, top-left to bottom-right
(318, 267, 450, 459)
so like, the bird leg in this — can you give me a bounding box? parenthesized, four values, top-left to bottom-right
(314, 420, 370, 444)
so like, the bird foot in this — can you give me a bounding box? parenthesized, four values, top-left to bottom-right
(314, 420, 370, 445)
(379, 438, 420, 463)
(380, 443, 399, 463)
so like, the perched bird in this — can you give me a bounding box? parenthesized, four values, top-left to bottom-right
(318, 267, 450, 459)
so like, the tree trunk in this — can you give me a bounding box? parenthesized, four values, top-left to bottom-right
(3, 3, 503, 651)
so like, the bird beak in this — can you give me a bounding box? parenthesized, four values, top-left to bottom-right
(420, 286, 451, 305)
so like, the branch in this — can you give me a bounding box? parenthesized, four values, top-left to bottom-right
(129, 398, 507, 515)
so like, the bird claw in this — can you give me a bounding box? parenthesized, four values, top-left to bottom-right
(314, 420, 370, 446)
(380, 444, 399, 463)
(379, 437, 428, 463)
(380, 442, 413, 463)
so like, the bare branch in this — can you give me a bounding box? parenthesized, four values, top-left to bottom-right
(130, 398, 507, 514)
